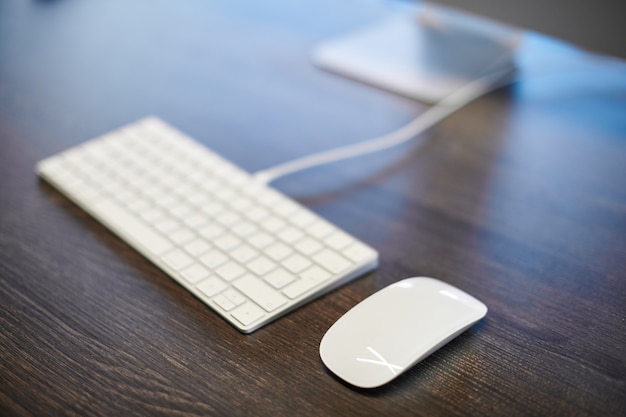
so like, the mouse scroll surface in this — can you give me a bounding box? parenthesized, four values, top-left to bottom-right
(319, 277, 487, 388)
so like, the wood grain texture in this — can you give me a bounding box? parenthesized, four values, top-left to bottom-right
(1, 1, 625, 416)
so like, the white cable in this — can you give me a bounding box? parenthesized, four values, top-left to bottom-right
(252, 67, 514, 185)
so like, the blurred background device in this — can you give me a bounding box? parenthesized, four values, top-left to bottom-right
(313, 0, 626, 102)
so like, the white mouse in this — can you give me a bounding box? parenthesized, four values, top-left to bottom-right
(319, 277, 487, 389)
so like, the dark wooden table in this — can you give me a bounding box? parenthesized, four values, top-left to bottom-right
(1, 1, 625, 416)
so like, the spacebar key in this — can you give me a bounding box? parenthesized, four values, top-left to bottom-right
(89, 200, 173, 255)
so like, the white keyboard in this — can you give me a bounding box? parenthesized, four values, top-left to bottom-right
(37, 117, 378, 333)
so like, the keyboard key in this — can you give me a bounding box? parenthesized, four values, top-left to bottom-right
(155, 217, 180, 234)
(197, 277, 228, 297)
(282, 253, 312, 274)
(126, 197, 151, 214)
(183, 238, 211, 257)
(283, 265, 331, 299)
(36, 156, 67, 178)
(301, 265, 332, 283)
(231, 303, 265, 326)
(290, 210, 315, 227)
(256, 188, 282, 206)
(307, 220, 334, 239)
(215, 261, 246, 282)
(264, 268, 297, 289)
(90, 200, 173, 255)
(216, 211, 240, 227)
(273, 200, 299, 217)
(325, 231, 353, 250)
(231, 220, 258, 237)
(213, 233, 241, 251)
(294, 237, 323, 256)
(154, 194, 178, 210)
(343, 242, 378, 264)
(247, 256, 277, 276)
(229, 196, 253, 212)
(230, 245, 259, 263)
(222, 288, 246, 306)
(200, 250, 228, 269)
(248, 231, 275, 249)
(180, 264, 211, 283)
(201, 203, 225, 219)
(246, 206, 269, 222)
(163, 249, 194, 271)
(198, 223, 225, 240)
(213, 294, 235, 311)
(185, 190, 210, 206)
(183, 212, 207, 228)
(169, 203, 193, 219)
(234, 275, 287, 312)
(277, 226, 304, 244)
(169, 228, 195, 245)
(265, 242, 293, 261)
(64, 181, 102, 205)
(312, 249, 351, 274)
(261, 216, 286, 233)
